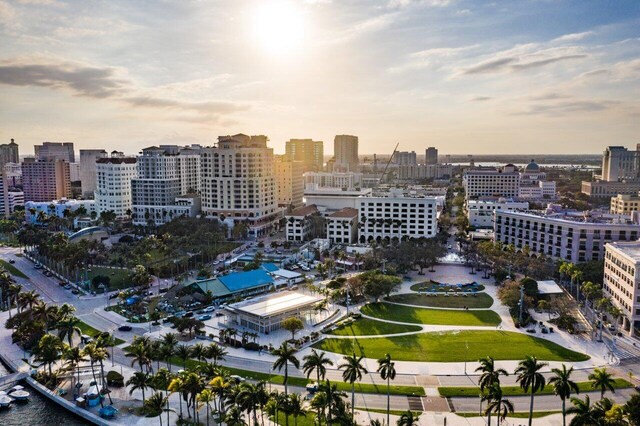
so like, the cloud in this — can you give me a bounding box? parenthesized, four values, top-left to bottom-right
(552, 31, 593, 43)
(513, 99, 619, 116)
(459, 57, 516, 74)
(0, 56, 249, 122)
(0, 0, 15, 23)
(510, 54, 587, 70)
(457, 50, 587, 75)
(387, 0, 453, 9)
(470, 96, 492, 102)
(389, 44, 478, 72)
(456, 9, 471, 16)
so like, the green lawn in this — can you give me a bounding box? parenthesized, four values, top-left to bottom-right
(0, 259, 28, 278)
(410, 281, 485, 292)
(326, 318, 422, 336)
(313, 330, 590, 362)
(167, 357, 425, 396)
(360, 302, 501, 326)
(77, 320, 125, 345)
(386, 292, 494, 309)
(86, 266, 132, 290)
(274, 412, 316, 426)
(457, 411, 561, 419)
(438, 378, 632, 397)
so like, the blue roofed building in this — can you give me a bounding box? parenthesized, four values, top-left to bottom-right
(187, 269, 275, 302)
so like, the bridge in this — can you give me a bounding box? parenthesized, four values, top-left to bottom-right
(68, 226, 109, 243)
(0, 371, 28, 387)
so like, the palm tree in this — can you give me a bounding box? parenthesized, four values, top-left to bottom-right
(225, 405, 247, 426)
(190, 343, 207, 363)
(397, 410, 419, 426)
(153, 368, 173, 426)
(57, 316, 83, 347)
(377, 353, 396, 426)
(126, 339, 152, 372)
(82, 343, 107, 406)
(288, 393, 307, 426)
(34, 334, 66, 376)
(272, 342, 300, 395)
(127, 371, 153, 403)
(237, 382, 263, 426)
(476, 356, 509, 393)
(206, 342, 227, 367)
(566, 395, 597, 426)
(197, 389, 215, 426)
(588, 367, 616, 400)
(483, 382, 514, 426)
(303, 349, 334, 384)
(339, 353, 368, 420)
(168, 376, 185, 419)
(176, 344, 191, 369)
(549, 364, 580, 426)
(514, 355, 548, 426)
(62, 346, 86, 391)
(143, 392, 168, 426)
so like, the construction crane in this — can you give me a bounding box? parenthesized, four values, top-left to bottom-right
(375, 142, 399, 188)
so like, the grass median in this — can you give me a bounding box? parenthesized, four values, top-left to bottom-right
(326, 317, 422, 336)
(313, 330, 590, 362)
(386, 292, 494, 309)
(0, 259, 28, 278)
(77, 320, 126, 345)
(438, 378, 632, 397)
(360, 302, 501, 326)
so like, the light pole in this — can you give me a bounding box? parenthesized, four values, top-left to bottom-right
(518, 285, 525, 324)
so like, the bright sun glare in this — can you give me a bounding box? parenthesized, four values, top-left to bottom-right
(252, 1, 306, 55)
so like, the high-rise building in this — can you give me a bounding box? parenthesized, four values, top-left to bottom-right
(603, 242, 640, 336)
(0, 172, 9, 218)
(131, 146, 201, 226)
(0, 139, 19, 166)
(80, 149, 107, 198)
(463, 164, 521, 199)
(274, 155, 304, 209)
(200, 134, 278, 237)
(95, 153, 137, 218)
(601, 145, 640, 182)
(21, 158, 71, 202)
(3, 162, 21, 187)
(35, 142, 75, 162)
(395, 151, 417, 165)
(425, 147, 438, 165)
(69, 162, 81, 182)
(285, 139, 323, 172)
(334, 135, 359, 172)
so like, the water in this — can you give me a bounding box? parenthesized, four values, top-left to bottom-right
(0, 364, 90, 426)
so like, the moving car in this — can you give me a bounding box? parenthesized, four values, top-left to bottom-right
(8, 259, 15, 264)
(198, 314, 212, 321)
(118, 325, 132, 332)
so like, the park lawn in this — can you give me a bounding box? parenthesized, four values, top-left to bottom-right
(386, 293, 494, 309)
(77, 320, 125, 345)
(438, 378, 632, 397)
(0, 259, 28, 278)
(357, 408, 415, 416)
(360, 302, 501, 326)
(313, 330, 590, 362)
(410, 282, 485, 292)
(87, 266, 132, 290)
(275, 412, 316, 426)
(167, 357, 425, 396)
(327, 317, 422, 336)
(457, 411, 561, 419)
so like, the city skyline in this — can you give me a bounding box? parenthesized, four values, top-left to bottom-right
(1, 0, 639, 155)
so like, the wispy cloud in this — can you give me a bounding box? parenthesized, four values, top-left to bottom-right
(387, 0, 454, 9)
(469, 96, 492, 102)
(552, 31, 593, 43)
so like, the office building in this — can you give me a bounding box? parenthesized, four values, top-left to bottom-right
(518, 160, 556, 200)
(285, 204, 319, 241)
(356, 189, 438, 242)
(303, 172, 363, 190)
(0, 139, 19, 166)
(582, 180, 640, 198)
(466, 199, 529, 228)
(69, 162, 81, 182)
(3, 162, 21, 187)
(494, 207, 640, 263)
(611, 194, 640, 215)
(601, 145, 640, 182)
(35, 142, 75, 162)
(80, 149, 107, 197)
(274, 156, 304, 209)
(603, 242, 640, 336)
(95, 154, 137, 218)
(22, 158, 71, 202)
(395, 151, 417, 165)
(334, 135, 359, 172)
(326, 207, 358, 244)
(304, 185, 372, 212)
(425, 147, 438, 165)
(285, 139, 323, 172)
(463, 164, 521, 199)
(200, 134, 278, 237)
(397, 164, 453, 180)
(7, 191, 24, 214)
(131, 146, 201, 226)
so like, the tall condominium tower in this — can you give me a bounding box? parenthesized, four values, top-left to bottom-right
(35, 142, 75, 162)
(425, 147, 438, 165)
(95, 152, 137, 218)
(601, 145, 640, 182)
(0, 139, 19, 166)
(79, 149, 107, 198)
(284, 139, 323, 172)
(200, 134, 277, 237)
(22, 158, 71, 202)
(334, 135, 358, 172)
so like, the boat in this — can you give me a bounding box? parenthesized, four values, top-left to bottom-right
(8, 390, 29, 401)
(0, 395, 13, 408)
(9, 385, 24, 392)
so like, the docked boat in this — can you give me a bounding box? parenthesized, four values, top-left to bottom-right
(0, 394, 13, 408)
(8, 389, 29, 401)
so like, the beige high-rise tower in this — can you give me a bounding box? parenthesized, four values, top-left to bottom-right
(334, 135, 358, 172)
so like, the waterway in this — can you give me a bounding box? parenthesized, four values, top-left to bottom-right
(0, 363, 90, 426)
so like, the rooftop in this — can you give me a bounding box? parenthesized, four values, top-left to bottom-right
(329, 207, 358, 218)
(228, 291, 321, 318)
(286, 204, 318, 217)
(607, 241, 640, 262)
(218, 269, 274, 292)
(537, 280, 563, 295)
(96, 157, 136, 164)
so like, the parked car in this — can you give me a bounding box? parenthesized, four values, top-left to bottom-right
(8, 259, 15, 264)
(203, 306, 215, 313)
(184, 311, 194, 318)
(198, 314, 212, 321)
(230, 375, 245, 384)
(118, 325, 132, 332)
(71, 289, 80, 295)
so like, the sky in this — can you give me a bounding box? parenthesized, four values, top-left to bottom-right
(0, 0, 639, 156)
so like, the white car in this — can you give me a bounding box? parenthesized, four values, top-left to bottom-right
(203, 306, 215, 313)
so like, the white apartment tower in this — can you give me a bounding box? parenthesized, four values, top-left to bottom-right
(80, 149, 107, 198)
(603, 242, 640, 336)
(200, 134, 278, 237)
(95, 154, 137, 218)
(334, 135, 359, 172)
(602, 145, 640, 182)
(395, 151, 417, 165)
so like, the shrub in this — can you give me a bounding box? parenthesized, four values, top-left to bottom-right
(106, 370, 124, 387)
(243, 342, 261, 351)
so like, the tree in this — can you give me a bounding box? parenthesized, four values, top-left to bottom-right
(377, 353, 396, 426)
(624, 393, 640, 426)
(57, 316, 83, 347)
(143, 392, 168, 426)
(287, 393, 306, 426)
(225, 405, 247, 426)
(397, 410, 419, 426)
(127, 371, 153, 403)
(130, 264, 152, 288)
(175, 344, 191, 369)
(197, 388, 215, 426)
(549, 364, 580, 426)
(588, 367, 616, 400)
(34, 334, 66, 377)
(476, 355, 509, 424)
(272, 342, 300, 396)
(566, 395, 597, 426)
(63, 346, 86, 391)
(339, 353, 368, 420)
(483, 382, 514, 426)
(515, 356, 548, 426)
(303, 349, 334, 383)
(205, 342, 227, 367)
(126, 339, 152, 372)
(281, 317, 304, 340)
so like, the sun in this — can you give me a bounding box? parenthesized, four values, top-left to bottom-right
(252, 1, 306, 55)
